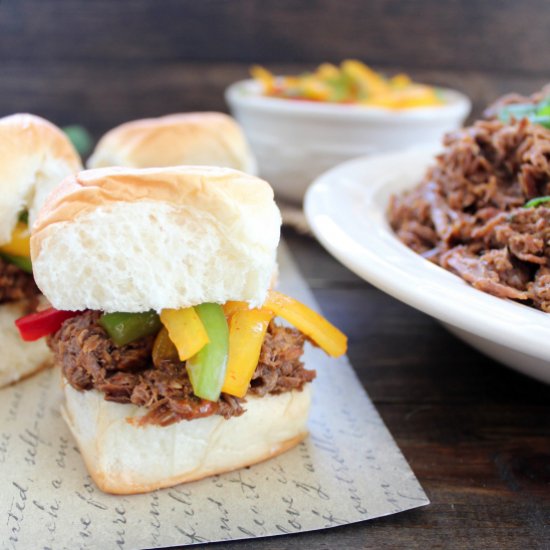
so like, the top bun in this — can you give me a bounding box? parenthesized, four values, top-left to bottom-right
(31, 165, 281, 312)
(0, 114, 82, 245)
(87, 112, 257, 174)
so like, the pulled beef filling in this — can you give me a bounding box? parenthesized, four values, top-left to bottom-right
(49, 311, 315, 426)
(389, 117, 550, 311)
(0, 256, 40, 304)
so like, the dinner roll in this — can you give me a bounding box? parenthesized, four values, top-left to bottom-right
(0, 114, 80, 388)
(87, 112, 257, 174)
(31, 165, 281, 312)
(0, 113, 82, 245)
(0, 301, 51, 387)
(62, 382, 310, 495)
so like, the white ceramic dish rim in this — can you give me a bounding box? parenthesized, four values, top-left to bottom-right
(304, 149, 550, 364)
(225, 79, 471, 121)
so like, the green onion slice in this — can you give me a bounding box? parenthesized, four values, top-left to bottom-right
(524, 196, 550, 209)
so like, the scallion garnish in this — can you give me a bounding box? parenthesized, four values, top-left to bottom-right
(497, 96, 550, 129)
(524, 196, 550, 209)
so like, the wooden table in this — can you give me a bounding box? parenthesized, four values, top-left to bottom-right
(199, 228, 550, 550)
(2, 4, 549, 547)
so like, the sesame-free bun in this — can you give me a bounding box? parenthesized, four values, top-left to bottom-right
(0, 301, 51, 388)
(62, 381, 311, 494)
(87, 112, 257, 174)
(31, 165, 281, 312)
(0, 113, 82, 245)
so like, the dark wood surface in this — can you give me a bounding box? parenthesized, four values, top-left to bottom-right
(1, 1, 549, 548)
(1, 0, 550, 136)
(190, 229, 550, 550)
(2, 0, 550, 70)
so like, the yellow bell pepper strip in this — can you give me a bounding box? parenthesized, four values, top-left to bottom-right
(317, 63, 340, 80)
(251, 60, 443, 109)
(0, 212, 33, 273)
(222, 308, 273, 398)
(250, 65, 277, 95)
(160, 307, 209, 361)
(300, 78, 330, 101)
(222, 301, 250, 318)
(0, 221, 31, 258)
(152, 327, 179, 368)
(263, 290, 347, 357)
(390, 73, 412, 89)
(186, 303, 229, 401)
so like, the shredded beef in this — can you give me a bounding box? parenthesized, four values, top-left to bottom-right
(251, 327, 314, 395)
(440, 246, 531, 301)
(530, 266, 550, 312)
(389, 114, 550, 311)
(0, 256, 40, 304)
(49, 311, 315, 426)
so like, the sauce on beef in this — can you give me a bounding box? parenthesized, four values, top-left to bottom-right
(49, 311, 316, 426)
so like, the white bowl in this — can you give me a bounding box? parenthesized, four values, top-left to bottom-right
(304, 148, 550, 384)
(226, 79, 471, 203)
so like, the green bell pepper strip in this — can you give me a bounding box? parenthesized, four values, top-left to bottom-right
(18, 210, 29, 225)
(0, 252, 32, 273)
(186, 303, 229, 402)
(327, 74, 353, 102)
(524, 196, 550, 209)
(99, 311, 162, 346)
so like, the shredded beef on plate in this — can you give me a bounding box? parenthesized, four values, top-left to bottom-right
(389, 112, 550, 311)
(49, 311, 315, 427)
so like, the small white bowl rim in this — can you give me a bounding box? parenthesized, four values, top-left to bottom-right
(225, 79, 472, 121)
(304, 149, 550, 365)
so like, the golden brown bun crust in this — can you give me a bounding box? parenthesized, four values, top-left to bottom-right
(32, 165, 275, 250)
(89, 432, 305, 495)
(62, 382, 311, 495)
(0, 114, 81, 172)
(30, 166, 280, 311)
(0, 113, 82, 244)
(87, 112, 256, 174)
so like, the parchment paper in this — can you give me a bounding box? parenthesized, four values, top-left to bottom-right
(0, 242, 428, 549)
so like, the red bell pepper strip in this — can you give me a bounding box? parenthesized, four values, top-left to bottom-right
(15, 308, 82, 342)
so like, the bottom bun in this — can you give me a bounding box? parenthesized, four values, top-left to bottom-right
(0, 301, 51, 388)
(62, 381, 311, 495)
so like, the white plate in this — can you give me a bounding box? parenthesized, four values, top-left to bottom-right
(304, 149, 550, 384)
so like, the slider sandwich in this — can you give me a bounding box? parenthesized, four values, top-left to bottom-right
(0, 114, 81, 386)
(20, 165, 346, 494)
(87, 112, 256, 174)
